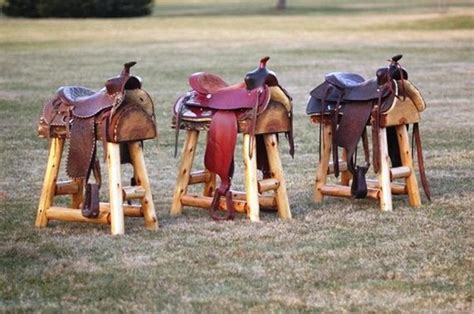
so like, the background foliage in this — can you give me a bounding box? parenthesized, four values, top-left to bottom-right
(2, 0, 153, 17)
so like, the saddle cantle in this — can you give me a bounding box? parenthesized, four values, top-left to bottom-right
(173, 57, 294, 220)
(306, 55, 430, 200)
(38, 62, 157, 218)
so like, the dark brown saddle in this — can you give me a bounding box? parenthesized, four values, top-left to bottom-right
(38, 62, 157, 218)
(174, 57, 294, 220)
(307, 55, 430, 200)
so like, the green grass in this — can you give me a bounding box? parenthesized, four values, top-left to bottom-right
(0, 1, 473, 312)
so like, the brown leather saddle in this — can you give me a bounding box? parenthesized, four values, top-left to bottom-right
(174, 57, 294, 220)
(38, 62, 157, 218)
(307, 55, 430, 200)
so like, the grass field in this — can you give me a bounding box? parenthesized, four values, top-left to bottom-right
(0, 0, 473, 312)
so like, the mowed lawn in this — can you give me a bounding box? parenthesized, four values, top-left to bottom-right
(0, 0, 473, 312)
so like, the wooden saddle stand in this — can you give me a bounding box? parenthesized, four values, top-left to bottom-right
(171, 57, 293, 221)
(36, 62, 158, 234)
(307, 55, 431, 211)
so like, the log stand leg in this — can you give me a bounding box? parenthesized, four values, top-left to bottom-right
(243, 134, 260, 222)
(70, 178, 84, 209)
(107, 142, 125, 235)
(36, 138, 65, 228)
(377, 128, 393, 211)
(129, 141, 158, 230)
(314, 120, 332, 202)
(203, 170, 216, 197)
(395, 125, 421, 207)
(340, 148, 352, 186)
(170, 130, 199, 216)
(263, 134, 291, 219)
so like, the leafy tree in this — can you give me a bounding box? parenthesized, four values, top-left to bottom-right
(276, 0, 287, 10)
(2, 0, 153, 17)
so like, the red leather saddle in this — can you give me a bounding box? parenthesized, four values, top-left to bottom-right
(174, 57, 292, 220)
(38, 62, 157, 218)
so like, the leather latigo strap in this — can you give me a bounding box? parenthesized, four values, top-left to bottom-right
(371, 101, 381, 174)
(413, 123, 431, 201)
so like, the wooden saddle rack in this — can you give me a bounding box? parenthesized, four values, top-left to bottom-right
(307, 55, 431, 211)
(171, 57, 293, 221)
(36, 62, 158, 234)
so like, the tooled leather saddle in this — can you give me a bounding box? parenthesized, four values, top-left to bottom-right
(174, 57, 294, 220)
(307, 55, 431, 200)
(38, 62, 157, 218)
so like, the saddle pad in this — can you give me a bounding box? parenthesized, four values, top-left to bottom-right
(173, 95, 214, 122)
(402, 80, 426, 112)
(269, 86, 292, 112)
(66, 117, 96, 179)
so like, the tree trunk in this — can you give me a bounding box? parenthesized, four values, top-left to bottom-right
(276, 0, 287, 10)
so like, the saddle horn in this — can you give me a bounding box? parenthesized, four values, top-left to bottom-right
(391, 54, 403, 63)
(244, 56, 277, 90)
(122, 61, 137, 75)
(106, 61, 142, 93)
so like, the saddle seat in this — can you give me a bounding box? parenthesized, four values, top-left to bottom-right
(57, 86, 115, 119)
(186, 72, 270, 111)
(324, 72, 390, 102)
(174, 85, 290, 124)
(189, 72, 229, 94)
(326, 72, 365, 88)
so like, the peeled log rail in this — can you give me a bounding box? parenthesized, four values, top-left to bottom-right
(122, 185, 146, 200)
(366, 179, 407, 195)
(320, 185, 379, 200)
(46, 207, 110, 224)
(181, 194, 248, 213)
(327, 161, 348, 174)
(99, 202, 143, 217)
(189, 170, 211, 185)
(45, 203, 143, 225)
(231, 191, 277, 208)
(258, 178, 279, 193)
(390, 166, 411, 180)
(55, 180, 80, 195)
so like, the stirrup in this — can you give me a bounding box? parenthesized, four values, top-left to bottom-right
(209, 189, 235, 221)
(351, 165, 369, 199)
(82, 183, 100, 218)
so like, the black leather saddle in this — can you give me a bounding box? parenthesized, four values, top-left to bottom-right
(306, 55, 408, 198)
